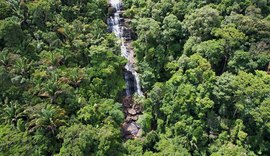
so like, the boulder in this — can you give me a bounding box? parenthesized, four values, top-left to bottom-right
(126, 122, 139, 135)
(127, 108, 136, 115)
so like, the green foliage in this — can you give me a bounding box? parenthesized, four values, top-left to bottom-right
(192, 39, 225, 69)
(211, 143, 248, 156)
(154, 136, 190, 156)
(57, 124, 97, 156)
(0, 0, 125, 155)
(137, 112, 152, 133)
(183, 5, 222, 40)
(124, 0, 270, 154)
(0, 19, 24, 47)
(0, 0, 12, 20)
(1, 0, 270, 155)
(143, 131, 160, 152)
(0, 125, 32, 155)
(162, 14, 183, 44)
(136, 18, 161, 44)
(28, 0, 55, 28)
(77, 99, 124, 126)
(227, 50, 258, 72)
(123, 139, 143, 156)
(212, 25, 247, 49)
(28, 104, 67, 134)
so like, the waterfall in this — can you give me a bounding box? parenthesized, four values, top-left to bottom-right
(108, 0, 143, 97)
(108, 0, 144, 139)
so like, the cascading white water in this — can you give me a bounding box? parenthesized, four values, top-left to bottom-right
(108, 0, 143, 139)
(108, 0, 143, 97)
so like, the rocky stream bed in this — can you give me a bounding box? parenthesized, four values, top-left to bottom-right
(107, 0, 144, 139)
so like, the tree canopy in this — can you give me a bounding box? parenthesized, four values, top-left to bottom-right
(0, 0, 270, 155)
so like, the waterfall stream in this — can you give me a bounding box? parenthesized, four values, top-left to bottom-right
(108, 0, 143, 96)
(107, 0, 143, 139)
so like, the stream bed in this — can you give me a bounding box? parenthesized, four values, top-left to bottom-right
(107, 0, 143, 139)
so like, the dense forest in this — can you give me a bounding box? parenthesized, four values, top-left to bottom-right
(0, 0, 270, 155)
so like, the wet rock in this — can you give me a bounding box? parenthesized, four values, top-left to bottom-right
(121, 96, 144, 139)
(124, 109, 128, 115)
(126, 122, 139, 135)
(125, 117, 131, 123)
(122, 121, 142, 139)
(127, 108, 136, 115)
(126, 115, 138, 121)
(131, 115, 138, 121)
(122, 96, 132, 108)
(133, 104, 142, 114)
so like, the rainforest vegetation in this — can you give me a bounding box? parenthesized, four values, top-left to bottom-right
(0, 0, 270, 155)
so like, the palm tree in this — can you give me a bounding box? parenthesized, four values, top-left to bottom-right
(43, 78, 60, 104)
(28, 104, 66, 134)
(39, 73, 64, 104)
(12, 57, 33, 77)
(68, 68, 85, 88)
(0, 50, 9, 67)
(7, 0, 22, 18)
(1, 100, 24, 126)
